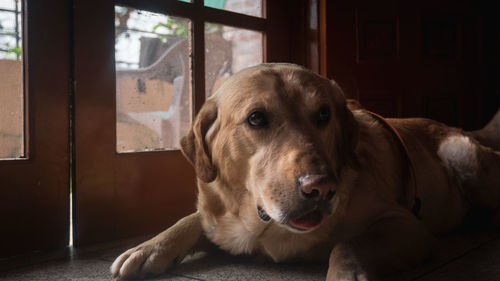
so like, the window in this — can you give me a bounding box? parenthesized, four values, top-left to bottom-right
(0, 0, 24, 159)
(115, 7, 192, 152)
(204, 0, 263, 18)
(114, 0, 264, 152)
(205, 23, 263, 97)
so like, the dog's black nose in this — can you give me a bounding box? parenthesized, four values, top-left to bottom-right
(297, 174, 335, 200)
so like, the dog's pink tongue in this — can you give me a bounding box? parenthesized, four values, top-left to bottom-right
(290, 210, 325, 229)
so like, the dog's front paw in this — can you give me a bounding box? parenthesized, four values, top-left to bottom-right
(110, 241, 177, 280)
(111, 213, 203, 279)
(327, 244, 373, 281)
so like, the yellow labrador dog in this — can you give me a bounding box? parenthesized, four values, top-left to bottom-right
(111, 63, 500, 280)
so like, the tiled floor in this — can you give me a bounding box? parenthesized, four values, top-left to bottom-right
(1, 228, 500, 281)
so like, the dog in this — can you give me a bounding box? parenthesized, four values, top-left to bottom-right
(111, 63, 500, 280)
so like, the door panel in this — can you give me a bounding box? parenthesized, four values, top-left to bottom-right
(0, 0, 70, 258)
(73, 0, 197, 246)
(73, 0, 293, 246)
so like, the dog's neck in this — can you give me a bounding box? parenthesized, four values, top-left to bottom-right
(351, 110, 412, 207)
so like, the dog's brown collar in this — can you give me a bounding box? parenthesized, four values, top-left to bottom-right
(257, 206, 271, 221)
(364, 110, 422, 219)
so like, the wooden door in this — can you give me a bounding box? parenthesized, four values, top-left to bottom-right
(73, 0, 296, 246)
(324, 0, 500, 130)
(0, 0, 70, 258)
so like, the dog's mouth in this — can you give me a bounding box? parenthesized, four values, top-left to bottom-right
(257, 205, 327, 231)
(288, 209, 325, 230)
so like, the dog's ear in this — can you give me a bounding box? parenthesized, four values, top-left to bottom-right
(180, 100, 218, 182)
(330, 81, 359, 168)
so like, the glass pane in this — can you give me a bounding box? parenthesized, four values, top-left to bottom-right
(115, 6, 192, 152)
(205, 0, 262, 18)
(0, 0, 24, 159)
(205, 23, 263, 97)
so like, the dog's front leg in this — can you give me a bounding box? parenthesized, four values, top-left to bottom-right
(327, 208, 435, 281)
(327, 242, 371, 281)
(111, 212, 204, 279)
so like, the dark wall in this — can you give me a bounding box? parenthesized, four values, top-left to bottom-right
(479, 1, 500, 126)
(324, 0, 500, 129)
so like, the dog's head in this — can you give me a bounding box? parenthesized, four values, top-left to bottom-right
(181, 63, 358, 233)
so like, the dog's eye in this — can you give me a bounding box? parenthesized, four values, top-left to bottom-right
(317, 106, 330, 126)
(248, 111, 269, 128)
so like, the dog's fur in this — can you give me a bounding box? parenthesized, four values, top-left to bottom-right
(111, 64, 500, 280)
